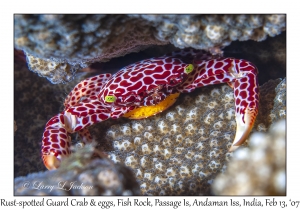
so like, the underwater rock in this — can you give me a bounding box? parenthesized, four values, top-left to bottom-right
(212, 78, 286, 196)
(14, 58, 89, 177)
(223, 32, 286, 84)
(133, 14, 285, 48)
(89, 78, 285, 195)
(270, 78, 286, 126)
(14, 145, 140, 195)
(254, 78, 284, 132)
(25, 52, 81, 84)
(14, 15, 168, 72)
(98, 84, 237, 195)
(212, 119, 286, 195)
(14, 14, 285, 83)
(14, 41, 286, 195)
(211, 78, 286, 195)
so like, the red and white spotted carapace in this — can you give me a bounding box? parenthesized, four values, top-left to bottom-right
(97, 56, 194, 109)
(41, 49, 259, 170)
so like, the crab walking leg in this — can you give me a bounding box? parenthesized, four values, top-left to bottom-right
(41, 100, 112, 170)
(41, 113, 71, 170)
(176, 58, 259, 151)
(110, 106, 136, 119)
(64, 73, 112, 109)
(62, 73, 112, 143)
(77, 129, 93, 144)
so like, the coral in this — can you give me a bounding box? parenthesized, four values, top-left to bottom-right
(101, 84, 237, 195)
(14, 35, 286, 195)
(14, 14, 168, 65)
(211, 78, 286, 195)
(14, 15, 285, 83)
(135, 15, 285, 47)
(269, 78, 286, 125)
(87, 78, 284, 195)
(253, 78, 283, 131)
(14, 145, 140, 195)
(212, 119, 286, 195)
(14, 57, 89, 177)
(25, 52, 81, 84)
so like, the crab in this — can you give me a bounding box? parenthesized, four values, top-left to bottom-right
(41, 49, 259, 170)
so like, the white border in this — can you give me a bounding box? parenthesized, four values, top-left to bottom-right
(1, 1, 298, 209)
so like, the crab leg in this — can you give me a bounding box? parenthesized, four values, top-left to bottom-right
(64, 73, 111, 109)
(63, 73, 112, 143)
(177, 58, 259, 151)
(41, 100, 112, 170)
(41, 113, 70, 170)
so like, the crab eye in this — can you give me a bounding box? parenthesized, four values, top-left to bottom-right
(105, 95, 116, 103)
(184, 64, 194, 74)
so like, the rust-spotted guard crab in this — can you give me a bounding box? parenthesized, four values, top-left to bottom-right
(41, 49, 259, 170)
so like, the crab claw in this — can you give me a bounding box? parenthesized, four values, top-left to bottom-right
(228, 62, 259, 152)
(41, 113, 71, 170)
(229, 106, 258, 152)
(42, 154, 61, 170)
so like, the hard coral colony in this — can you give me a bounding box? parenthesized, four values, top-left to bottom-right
(41, 49, 259, 170)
